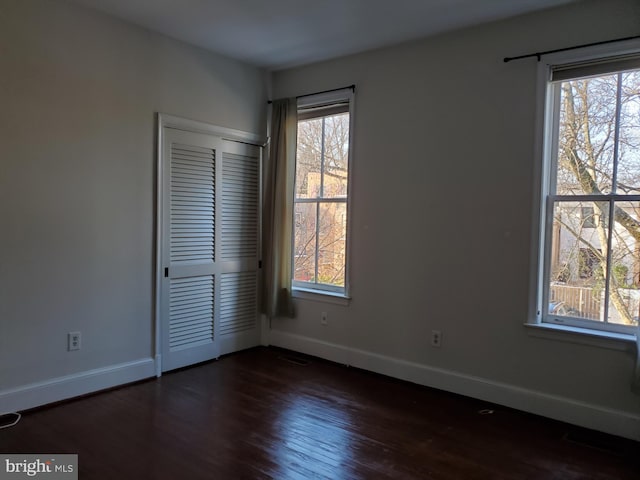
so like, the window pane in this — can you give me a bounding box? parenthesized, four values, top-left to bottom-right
(548, 201, 610, 321)
(322, 113, 350, 198)
(617, 70, 640, 195)
(296, 118, 323, 199)
(318, 202, 347, 287)
(293, 203, 317, 283)
(556, 76, 618, 195)
(607, 201, 640, 326)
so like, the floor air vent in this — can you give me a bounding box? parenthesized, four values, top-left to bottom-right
(278, 355, 310, 366)
(563, 429, 627, 456)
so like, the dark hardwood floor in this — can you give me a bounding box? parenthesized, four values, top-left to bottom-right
(1, 347, 638, 479)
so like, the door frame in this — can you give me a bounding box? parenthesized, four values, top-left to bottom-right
(155, 113, 264, 376)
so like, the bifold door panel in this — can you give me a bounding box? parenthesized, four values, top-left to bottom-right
(160, 127, 260, 372)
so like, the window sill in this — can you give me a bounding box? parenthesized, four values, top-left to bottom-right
(524, 322, 636, 352)
(292, 288, 351, 306)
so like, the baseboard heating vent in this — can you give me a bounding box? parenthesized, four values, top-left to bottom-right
(563, 429, 627, 456)
(278, 355, 310, 366)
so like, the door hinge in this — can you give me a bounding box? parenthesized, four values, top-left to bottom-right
(164, 267, 169, 277)
(258, 260, 262, 269)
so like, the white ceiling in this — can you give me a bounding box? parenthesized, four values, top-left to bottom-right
(69, 0, 577, 70)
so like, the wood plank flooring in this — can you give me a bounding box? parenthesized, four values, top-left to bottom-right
(1, 347, 638, 479)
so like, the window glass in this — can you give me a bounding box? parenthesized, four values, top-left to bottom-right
(293, 100, 351, 294)
(542, 63, 640, 332)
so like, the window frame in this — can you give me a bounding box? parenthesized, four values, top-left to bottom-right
(291, 88, 354, 299)
(532, 39, 640, 337)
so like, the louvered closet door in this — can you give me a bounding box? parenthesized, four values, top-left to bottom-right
(219, 139, 261, 355)
(161, 128, 222, 372)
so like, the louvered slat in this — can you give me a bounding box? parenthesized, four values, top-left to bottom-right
(221, 153, 258, 260)
(170, 143, 215, 264)
(169, 275, 214, 350)
(220, 272, 257, 335)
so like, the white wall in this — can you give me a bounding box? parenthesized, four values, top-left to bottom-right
(270, 0, 640, 439)
(0, 0, 266, 407)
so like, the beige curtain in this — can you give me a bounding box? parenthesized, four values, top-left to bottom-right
(262, 98, 297, 318)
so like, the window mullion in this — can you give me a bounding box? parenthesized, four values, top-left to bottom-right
(314, 117, 326, 286)
(320, 117, 326, 198)
(602, 199, 616, 324)
(295, 197, 347, 204)
(314, 201, 320, 285)
(553, 194, 640, 202)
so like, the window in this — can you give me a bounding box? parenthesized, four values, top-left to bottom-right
(292, 89, 353, 296)
(537, 42, 640, 334)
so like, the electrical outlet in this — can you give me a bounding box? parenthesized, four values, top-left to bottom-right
(431, 330, 442, 348)
(321, 312, 328, 326)
(68, 331, 81, 351)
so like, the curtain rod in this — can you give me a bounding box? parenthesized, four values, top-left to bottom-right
(267, 84, 355, 105)
(503, 34, 640, 63)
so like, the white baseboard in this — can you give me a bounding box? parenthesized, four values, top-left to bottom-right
(220, 329, 261, 356)
(0, 358, 156, 415)
(269, 330, 640, 441)
(260, 315, 270, 347)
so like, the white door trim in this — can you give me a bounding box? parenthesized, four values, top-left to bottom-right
(159, 113, 265, 145)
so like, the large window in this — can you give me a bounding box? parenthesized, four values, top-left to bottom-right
(292, 89, 353, 296)
(538, 43, 640, 334)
